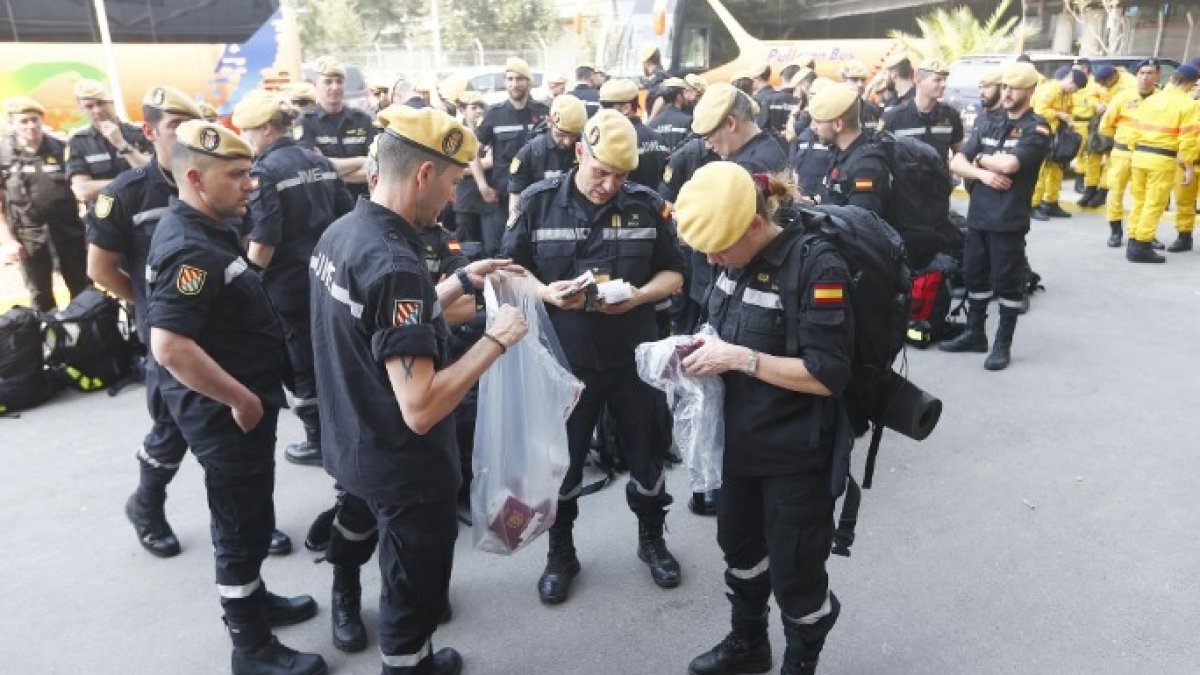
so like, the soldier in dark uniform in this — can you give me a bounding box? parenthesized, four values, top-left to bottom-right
(234, 90, 354, 469)
(599, 78, 669, 192)
(649, 78, 693, 153)
(469, 57, 549, 255)
(452, 91, 489, 243)
(86, 87, 203, 560)
(310, 105, 527, 675)
(0, 97, 90, 313)
(147, 120, 322, 675)
(685, 82, 793, 516)
(880, 59, 965, 163)
(660, 135, 718, 338)
(65, 79, 153, 206)
(501, 110, 686, 605)
(812, 84, 893, 216)
(943, 62, 1051, 370)
(792, 126, 833, 202)
(296, 56, 376, 200)
(572, 64, 602, 118)
(749, 64, 783, 132)
(882, 52, 917, 113)
(507, 94, 586, 209)
(676, 161, 853, 675)
(840, 61, 883, 132)
(640, 45, 670, 120)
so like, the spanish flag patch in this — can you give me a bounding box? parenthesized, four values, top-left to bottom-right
(812, 282, 845, 305)
(853, 178, 874, 191)
(1035, 125, 1051, 136)
(447, 239, 462, 254)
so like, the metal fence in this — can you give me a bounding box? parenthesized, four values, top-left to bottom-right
(335, 48, 552, 76)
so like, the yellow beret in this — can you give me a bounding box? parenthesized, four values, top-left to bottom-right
(639, 44, 660, 63)
(458, 90, 484, 106)
(676, 162, 756, 254)
(917, 58, 950, 76)
(440, 73, 470, 101)
(283, 81, 318, 104)
(232, 90, 295, 129)
(883, 52, 911, 69)
(142, 86, 204, 119)
(376, 105, 478, 167)
(5, 96, 44, 116)
(841, 60, 868, 80)
(368, 77, 392, 93)
(751, 63, 771, 79)
(809, 77, 836, 94)
(314, 56, 346, 78)
(789, 67, 816, 90)
(691, 83, 742, 136)
(550, 94, 587, 134)
(73, 79, 112, 101)
(979, 68, 1004, 86)
(599, 78, 639, 103)
(413, 75, 435, 94)
(547, 72, 568, 85)
(1001, 63, 1040, 89)
(808, 84, 860, 122)
(198, 102, 219, 122)
(661, 77, 687, 90)
(505, 57, 532, 80)
(176, 120, 253, 159)
(583, 109, 638, 172)
(684, 74, 708, 92)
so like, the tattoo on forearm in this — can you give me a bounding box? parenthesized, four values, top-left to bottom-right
(400, 356, 416, 380)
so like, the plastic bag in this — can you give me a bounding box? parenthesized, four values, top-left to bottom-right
(634, 324, 724, 492)
(472, 273, 583, 555)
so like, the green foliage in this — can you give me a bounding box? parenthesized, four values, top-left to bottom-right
(887, 0, 1040, 63)
(441, 0, 557, 51)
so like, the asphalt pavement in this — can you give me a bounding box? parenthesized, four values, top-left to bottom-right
(3, 195, 1199, 675)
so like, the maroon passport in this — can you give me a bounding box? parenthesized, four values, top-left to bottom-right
(487, 493, 556, 553)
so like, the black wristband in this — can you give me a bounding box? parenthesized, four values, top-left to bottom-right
(455, 267, 474, 295)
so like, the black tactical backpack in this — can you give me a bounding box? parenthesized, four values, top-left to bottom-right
(869, 130, 953, 269)
(0, 306, 54, 414)
(44, 288, 137, 393)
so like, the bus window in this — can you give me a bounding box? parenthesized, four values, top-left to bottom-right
(678, 25, 711, 71)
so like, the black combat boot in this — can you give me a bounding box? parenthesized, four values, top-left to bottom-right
(229, 621, 326, 675)
(1126, 239, 1166, 263)
(984, 308, 1018, 371)
(269, 529, 292, 556)
(1167, 232, 1193, 252)
(538, 501, 580, 604)
(125, 489, 181, 557)
(780, 594, 841, 675)
(637, 516, 682, 589)
(387, 647, 462, 675)
(265, 590, 318, 627)
(1151, 238, 1166, 250)
(1042, 202, 1072, 218)
(284, 424, 322, 467)
(1076, 186, 1097, 207)
(1088, 188, 1109, 208)
(688, 610, 773, 675)
(689, 489, 719, 516)
(331, 565, 366, 652)
(938, 302, 988, 353)
(1030, 204, 1049, 221)
(1073, 175, 1085, 193)
(1107, 221, 1123, 248)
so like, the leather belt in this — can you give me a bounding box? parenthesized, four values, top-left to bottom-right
(1134, 145, 1177, 158)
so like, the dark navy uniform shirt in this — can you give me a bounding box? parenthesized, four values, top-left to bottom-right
(707, 225, 853, 475)
(2, 133, 77, 226)
(475, 99, 549, 196)
(959, 108, 1052, 233)
(649, 105, 693, 153)
(500, 172, 685, 370)
(417, 225, 470, 279)
(860, 98, 884, 131)
(792, 129, 833, 200)
(309, 199, 458, 506)
(508, 132, 577, 197)
(147, 198, 287, 448)
(729, 130, 789, 174)
(629, 118, 669, 191)
(764, 88, 800, 135)
(881, 99, 965, 162)
(659, 136, 717, 203)
(571, 84, 601, 118)
(296, 105, 376, 198)
(247, 137, 354, 315)
(86, 159, 176, 337)
(65, 123, 151, 182)
(824, 132, 892, 216)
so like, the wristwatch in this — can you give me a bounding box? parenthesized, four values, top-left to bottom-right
(743, 349, 759, 376)
(117, 144, 134, 155)
(455, 267, 474, 295)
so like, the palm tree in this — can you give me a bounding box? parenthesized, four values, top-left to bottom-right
(888, 0, 1040, 63)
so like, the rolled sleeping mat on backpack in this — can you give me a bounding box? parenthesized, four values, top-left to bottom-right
(879, 374, 941, 441)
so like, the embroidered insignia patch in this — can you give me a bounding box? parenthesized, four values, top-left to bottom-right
(94, 194, 114, 219)
(812, 282, 845, 305)
(176, 265, 207, 296)
(442, 128, 464, 156)
(447, 239, 463, 254)
(393, 299, 423, 327)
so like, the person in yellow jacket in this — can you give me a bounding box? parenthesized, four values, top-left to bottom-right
(1098, 59, 1161, 247)
(1080, 65, 1136, 209)
(1170, 65, 1200, 253)
(1031, 67, 1086, 219)
(1124, 65, 1200, 263)
(1070, 60, 1103, 206)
